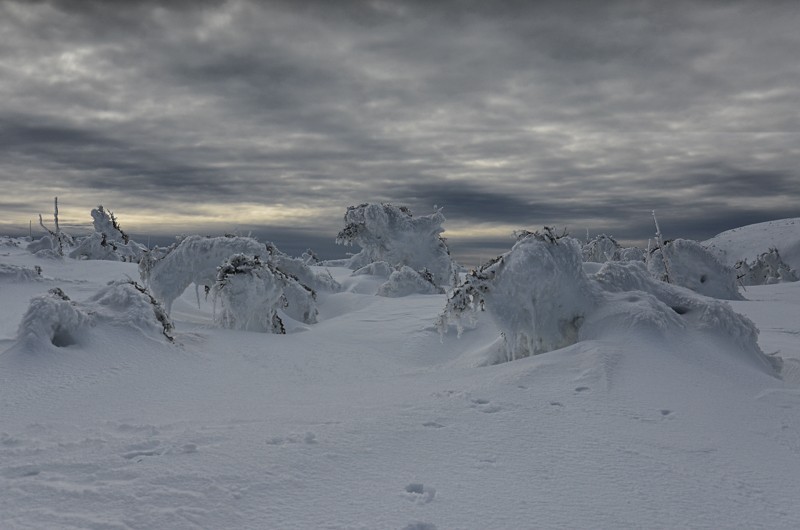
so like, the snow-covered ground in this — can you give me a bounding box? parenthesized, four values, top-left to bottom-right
(704, 218, 800, 270)
(2, 232, 800, 529)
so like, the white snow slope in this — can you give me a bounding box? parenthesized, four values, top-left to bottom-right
(2, 234, 800, 529)
(704, 217, 800, 271)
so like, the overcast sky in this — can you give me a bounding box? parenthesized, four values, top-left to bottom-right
(1, 0, 799, 263)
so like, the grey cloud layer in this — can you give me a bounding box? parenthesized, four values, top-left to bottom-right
(1, 0, 798, 259)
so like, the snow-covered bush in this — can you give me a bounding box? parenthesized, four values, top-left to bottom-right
(213, 254, 294, 333)
(140, 235, 268, 313)
(336, 203, 458, 289)
(142, 235, 338, 314)
(376, 266, 445, 297)
(16, 288, 91, 349)
(582, 234, 620, 263)
(16, 282, 173, 351)
(69, 206, 146, 262)
(735, 248, 798, 285)
(647, 239, 743, 300)
(439, 229, 597, 361)
(439, 228, 779, 374)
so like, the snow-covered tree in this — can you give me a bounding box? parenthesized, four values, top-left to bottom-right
(212, 254, 317, 333)
(70, 206, 146, 262)
(439, 229, 597, 361)
(141, 235, 338, 316)
(28, 197, 75, 257)
(336, 203, 458, 289)
(582, 234, 620, 263)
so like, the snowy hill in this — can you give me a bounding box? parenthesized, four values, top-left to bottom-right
(2, 234, 800, 529)
(704, 218, 800, 270)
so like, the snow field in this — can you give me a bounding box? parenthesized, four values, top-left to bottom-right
(2, 227, 800, 529)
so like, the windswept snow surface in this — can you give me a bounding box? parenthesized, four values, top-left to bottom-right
(704, 217, 800, 271)
(2, 236, 800, 529)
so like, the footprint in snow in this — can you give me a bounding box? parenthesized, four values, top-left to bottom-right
(574, 386, 590, 393)
(404, 483, 436, 504)
(471, 398, 502, 413)
(422, 422, 445, 429)
(402, 523, 438, 530)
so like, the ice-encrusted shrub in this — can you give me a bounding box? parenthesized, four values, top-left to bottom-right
(28, 197, 74, 257)
(582, 234, 620, 263)
(213, 254, 290, 333)
(336, 203, 458, 289)
(69, 206, 146, 262)
(376, 266, 445, 297)
(16, 282, 174, 350)
(141, 235, 338, 314)
(735, 248, 798, 285)
(439, 229, 598, 361)
(647, 239, 743, 300)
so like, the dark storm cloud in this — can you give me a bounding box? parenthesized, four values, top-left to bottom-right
(1, 0, 799, 261)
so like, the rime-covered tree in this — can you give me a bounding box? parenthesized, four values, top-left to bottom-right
(335, 203, 458, 289)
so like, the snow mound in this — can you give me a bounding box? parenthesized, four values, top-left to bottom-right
(336, 203, 458, 289)
(648, 238, 743, 300)
(0, 263, 42, 282)
(376, 266, 445, 297)
(704, 218, 800, 271)
(440, 229, 779, 375)
(14, 282, 174, 351)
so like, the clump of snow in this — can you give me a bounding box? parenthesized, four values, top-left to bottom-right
(440, 228, 779, 374)
(15, 281, 173, 351)
(69, 206, 147, 262)
(647, 238, 743, 300)
(376, 266, 445, 297)
(735, 248, 798, 285)
(336, 203, 458, 289)
(440, 229, 597, 362)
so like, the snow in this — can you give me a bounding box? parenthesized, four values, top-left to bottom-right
(2, 220, 800, 529)
(704, 217, 800, 271)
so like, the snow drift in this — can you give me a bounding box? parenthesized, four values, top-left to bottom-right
(14, 281, 174, 352)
